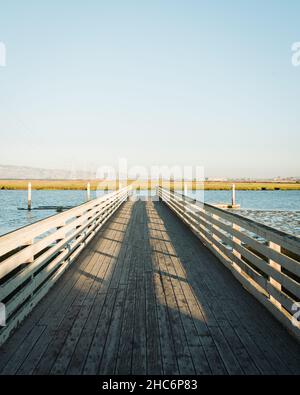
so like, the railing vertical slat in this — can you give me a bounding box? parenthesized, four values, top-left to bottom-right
(232, 223, 242, 273)
(268, 241, 282, 311)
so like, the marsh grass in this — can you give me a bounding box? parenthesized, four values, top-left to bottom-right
(0, 179, 299, 191)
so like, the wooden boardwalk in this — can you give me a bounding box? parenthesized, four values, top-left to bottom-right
(0, 200, 299, 375)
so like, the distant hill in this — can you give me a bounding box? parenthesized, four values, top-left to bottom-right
(0, 165, 95, 180)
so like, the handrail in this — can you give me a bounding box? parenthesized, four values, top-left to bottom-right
(158, 186, 300, 341)
(0, 187, 130, 345)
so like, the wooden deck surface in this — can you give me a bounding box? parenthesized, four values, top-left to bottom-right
(0, 200, 299, 375)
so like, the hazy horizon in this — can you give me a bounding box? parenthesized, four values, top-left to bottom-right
(1, 1, 299, 178)
(0, 163, 298, 180)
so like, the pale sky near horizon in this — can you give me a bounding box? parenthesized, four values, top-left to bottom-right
(0, 1, 299, 178)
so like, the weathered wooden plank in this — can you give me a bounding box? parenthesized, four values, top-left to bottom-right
(152, 272, 179, 375)
(154, 200, 256, 375)
(178, 281, 227, 375)
(145, 271, 163, 375)
(82, 289, 117, 375)
(33, 305, 81, 375)
(153, 202, 233, 374)
(0, 325, 46, 375)
(98, 286, 126, 374)
(130, 203, 147, 374)
(221, 307, 276, 375)
(157, 233, 211, 374)
(132, 273, 147, 375)
(150, 221, 195, 374)
(49, 239, 114, 374)
(66, 292, 108, 375)
(185, 266, 260, 375)
(157, 227, 227, 374)
(115, 259, 137, 374)
(82, 207, 136, 375)
(230, 298, 300, 374)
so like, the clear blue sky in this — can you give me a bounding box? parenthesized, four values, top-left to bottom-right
(0, 0, 299, 178)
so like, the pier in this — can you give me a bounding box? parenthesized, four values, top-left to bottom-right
(0, 187, 299, 375)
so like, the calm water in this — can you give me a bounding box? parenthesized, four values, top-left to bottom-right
(0, 190, 107, 236)
(186, 190, 300, 237)
(186, 190, 300, 211)
(0, 189, 299, 236)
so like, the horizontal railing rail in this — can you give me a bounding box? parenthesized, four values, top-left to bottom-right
(0, 187, 130, 345)
(158, 186, 300, 341)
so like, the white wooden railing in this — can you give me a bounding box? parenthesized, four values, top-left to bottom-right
(158, 187, 300, 341)
(0, 187, 130, 345)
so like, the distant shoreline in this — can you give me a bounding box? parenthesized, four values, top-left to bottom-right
(0, 180, 300, 191)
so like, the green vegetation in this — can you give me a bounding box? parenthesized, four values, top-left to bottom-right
(0, 179, 299, 191)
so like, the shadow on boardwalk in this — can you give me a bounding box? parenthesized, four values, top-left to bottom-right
(0, 200, 299, 375)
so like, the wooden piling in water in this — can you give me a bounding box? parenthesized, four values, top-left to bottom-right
(87, 182, 91, 201)
(232, 183, 236, 206)
(28, 182, 32, 211)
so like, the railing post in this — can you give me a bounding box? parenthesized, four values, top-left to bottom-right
(148, 176, 151, 200)
(158, 175, 162, 200)
(116, 175, 120, 191)
(183, 182, 188, 214)
(212, 213, 221, 244)
(232, 223, 242, 273)
(56, 221, 66, 242)
(184, 182, 188, 196)
(268, 241, 282, 310)
(27, 238, 35, 298)
(26, 239, 34, 263)
(170, 175, 174, 195)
